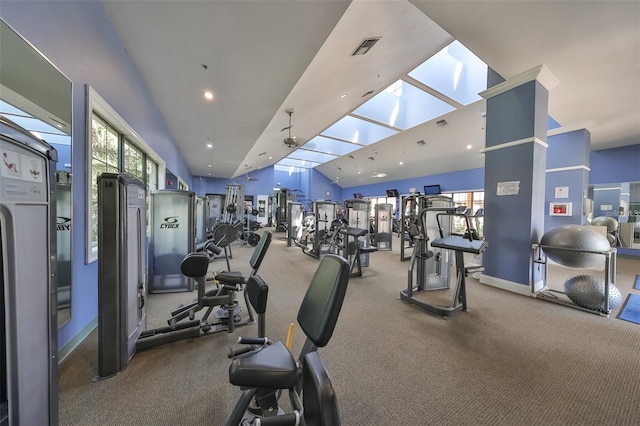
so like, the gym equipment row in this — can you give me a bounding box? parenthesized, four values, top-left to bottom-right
(96, 172, 273, 378)
(1, 116, 58, 425)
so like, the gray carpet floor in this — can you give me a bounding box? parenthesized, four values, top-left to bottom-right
(59, 230, 640, 425)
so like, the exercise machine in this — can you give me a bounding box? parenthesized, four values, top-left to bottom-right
(400, 193, 429, 261)
(226, 254, 349, 425)
(136, 231, 272, 351)
(1, 116, 58, 425)
(149, 189, 196, 293)
(97, 173, 148, 378)
(400, 197, 488, 317)
(373, 203, 393, 250)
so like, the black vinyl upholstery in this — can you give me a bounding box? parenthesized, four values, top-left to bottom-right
(215, 231, 272, 284)
(245, 275, 268, 315)
(303, 351, 340, 426)
(297, 254, 350, 348)
(180, 252, 210, 278)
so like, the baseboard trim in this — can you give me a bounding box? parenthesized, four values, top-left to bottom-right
(58, 316, 98, 364)
(480, 274, 533, 296)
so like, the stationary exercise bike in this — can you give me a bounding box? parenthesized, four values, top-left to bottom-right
(226, 254, 350, 425)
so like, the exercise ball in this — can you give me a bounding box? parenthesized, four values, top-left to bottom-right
(591, 216, 619, 233)
(540, 225, 610, 268)
(564, 274, 623, 312)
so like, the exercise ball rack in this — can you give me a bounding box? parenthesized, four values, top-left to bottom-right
(531, 243, 617, 317)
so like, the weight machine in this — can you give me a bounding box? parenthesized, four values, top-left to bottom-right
(400, 197, 488, 317)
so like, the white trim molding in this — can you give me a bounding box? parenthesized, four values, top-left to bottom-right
(480, 64, 559, 99)
(479, 274, 534, 297)
(546, 165, 591, 173)
(480, 136, 548, 154)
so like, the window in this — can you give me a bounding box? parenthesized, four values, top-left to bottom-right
(86, 86, 164, 263)
(441, 190, 484, 235)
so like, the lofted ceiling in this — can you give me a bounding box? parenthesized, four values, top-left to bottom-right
(101, 0, 640, 189)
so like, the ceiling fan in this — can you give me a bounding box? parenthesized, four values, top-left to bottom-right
(369, 151, 387, 178)
(243, 164, 259, 181)
(281, 108, 298, 148)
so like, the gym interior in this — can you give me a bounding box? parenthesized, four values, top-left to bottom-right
(1, 2, 639, 425)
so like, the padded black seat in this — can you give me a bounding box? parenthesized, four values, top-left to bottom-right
(180, 252, 210, 278)
(213, 270, 244, 284)
(229, 341, 298, 389)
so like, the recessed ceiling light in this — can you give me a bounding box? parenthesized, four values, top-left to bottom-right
(269, 156, 272, 160)
(340, 94, 347, 99)
(399, 161, 404, 165)
(206, 143, 213, 148)
(208, 164, 212, 167)
(204, 91, 214, 100)
(466, 144, 473, 150)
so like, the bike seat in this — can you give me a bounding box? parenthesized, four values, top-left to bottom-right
(229, 341, 298, 389)
(215, 270, 245, 284)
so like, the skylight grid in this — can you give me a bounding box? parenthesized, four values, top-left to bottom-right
(288, 148, 338, 164)
(320, 115, 397, 146)
(301, 135, 361, 156)
(408, 40, 488, 106)
(1, 99, 70, 142)
(276, 157, 320, 169)
(352, 79, 456, 130)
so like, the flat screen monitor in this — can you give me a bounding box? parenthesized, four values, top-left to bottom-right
(386, 189, 399, 197)
(424, 184, 441, 195)
(353, 193, 363, 199)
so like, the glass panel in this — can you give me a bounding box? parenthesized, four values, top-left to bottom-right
(124, 139, 144, 181)
(277, 158, 320, 169)
(288, 148, 338, 164)
(408, 40, 488, 106)
(353, 79, 455, 130)
(320, 115, 397, 146)
(301, 135, 361, 156)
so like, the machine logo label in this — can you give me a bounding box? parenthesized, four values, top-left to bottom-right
(161, 216, 180, 229)
(57, 216, 71, 231)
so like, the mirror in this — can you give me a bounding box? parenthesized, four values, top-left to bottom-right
(589, 181, 640, 250)
(0, 19, 73, 326)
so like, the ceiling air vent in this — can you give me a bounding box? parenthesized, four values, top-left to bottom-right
(352, 37, 380, 56)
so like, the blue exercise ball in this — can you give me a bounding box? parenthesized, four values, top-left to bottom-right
(540, 225, 611, 268)
(564, 274, 623, 312)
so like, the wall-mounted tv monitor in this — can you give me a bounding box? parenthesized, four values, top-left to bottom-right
(386, 189, 399, 197)
(353, 193, 363, 199)
(424, 184, 441, 195)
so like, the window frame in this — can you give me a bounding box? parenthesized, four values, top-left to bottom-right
(85, 86, 165, 263)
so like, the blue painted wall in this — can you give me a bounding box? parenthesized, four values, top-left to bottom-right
(590, 144, 640, 184)
(1, 1, 191, 350)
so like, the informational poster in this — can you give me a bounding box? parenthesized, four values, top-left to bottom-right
(496, 181, 520, 196)
(555, 186, 569, 199)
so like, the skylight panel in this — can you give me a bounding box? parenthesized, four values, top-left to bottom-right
(321, 115, 397, 146)
(352, 79, 455, 130)
(408, 40, 488, 106)
(288, 148, 338, 164)
(277, 158, 320, 169)
(302, 136, 361, 156)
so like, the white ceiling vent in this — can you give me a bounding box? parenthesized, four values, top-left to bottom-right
(352, 37, 380, 56)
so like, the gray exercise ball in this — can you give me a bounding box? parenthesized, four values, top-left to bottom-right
(540, 224, 610, 268)
(591, 216, 619, 233)
(564, 274, 623, 312)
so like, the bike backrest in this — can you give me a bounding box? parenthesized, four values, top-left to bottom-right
(297, 254, 349, 348)
(303, 351, 341, 426)
(249, 231, 272, 274)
